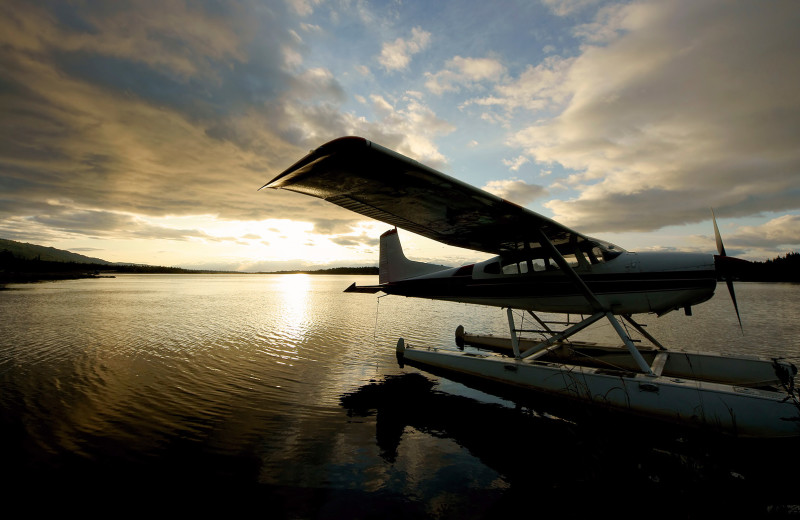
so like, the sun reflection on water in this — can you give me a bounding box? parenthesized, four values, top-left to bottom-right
(277, 273, 311, 310)
(274, 274, 313, 347)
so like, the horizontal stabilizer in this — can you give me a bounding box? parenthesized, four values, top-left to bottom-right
(344, 282, 383, 294)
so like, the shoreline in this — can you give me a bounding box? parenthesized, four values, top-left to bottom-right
(0, 272, 116, 286)
(0, 269, 380, 287)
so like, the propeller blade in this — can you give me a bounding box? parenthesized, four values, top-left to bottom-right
(725, 277, 743, 332)
(711, 209, 743, 334)
(711, 208, 726, 257)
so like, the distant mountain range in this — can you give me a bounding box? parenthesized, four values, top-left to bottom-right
(0, 238, 116, 264)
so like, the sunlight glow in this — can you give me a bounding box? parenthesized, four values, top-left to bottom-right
(276, 274, 312, 336)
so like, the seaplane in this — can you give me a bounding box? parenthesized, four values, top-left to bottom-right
(262, 136, 800, 438)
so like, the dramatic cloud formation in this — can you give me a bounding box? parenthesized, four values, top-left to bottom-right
(0, 0, 797, 267)
(501, 2, 800, 235)
(0, 1, 455, 266)
(1, 3, 312, 220)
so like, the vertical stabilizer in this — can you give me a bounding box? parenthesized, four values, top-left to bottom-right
(379, 229, 451, 283)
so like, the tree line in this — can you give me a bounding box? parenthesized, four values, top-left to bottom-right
(0, 251, 219, 283)
(724, 251, 800, 282)
(1, 248, 795, 283)
(0, 250, 378, 283)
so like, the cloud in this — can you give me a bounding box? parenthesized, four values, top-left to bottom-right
(330, 233, 379, 248)
(681, 213, 800, 260)
(0, 0, 398, 247)
(491, 0, 800, 233)
(351, 94, 455, 168)
(0, 203, 243, 244)
(425, 56, 506, 95)
(541, 0, 601, 17)
(370, 95, 395, 118)
(308, 218, 359, 235)
(481, 179, 548, 206)
(571, 3, 632, 43)
(288, 0, 322, 17)
(10, 0, 793, 268)
(466, 55, 574, 113)
(0, 3, 304, 210)
(502, 156, 530, 172)
(378, 27, 431, 71)
(726, 215, 800, 251)
(0, 2, 459, 256)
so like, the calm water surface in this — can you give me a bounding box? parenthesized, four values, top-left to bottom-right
(1, 274, 799, 516)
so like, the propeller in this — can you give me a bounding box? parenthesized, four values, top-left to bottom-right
(712, 208, 745, 333)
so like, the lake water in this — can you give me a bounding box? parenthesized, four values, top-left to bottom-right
(1, 275, 799, 516)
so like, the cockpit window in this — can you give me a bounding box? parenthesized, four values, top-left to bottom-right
(501, 262, 530, 275)
(592, 239, 625, 260)
(560, 254, 581, 268)
(481, 238, 624, 276)
(483, 262, 500, 274)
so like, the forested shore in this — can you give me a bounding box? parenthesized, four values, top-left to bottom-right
(0, 251, 378, 285)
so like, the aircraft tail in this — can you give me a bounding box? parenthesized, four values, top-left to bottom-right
(379, 229, 450, 284)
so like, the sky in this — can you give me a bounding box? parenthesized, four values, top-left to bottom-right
(1, 0, 798, 271)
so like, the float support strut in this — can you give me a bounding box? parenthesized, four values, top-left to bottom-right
(622, 314, 667, 351)
(519, 312, 605, 360)
(607, 312, 654, 375)
(506, 307, 521, 358)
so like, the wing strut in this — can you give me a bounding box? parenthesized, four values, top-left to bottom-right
(534, 228, 603, 313)
(519, 229, 654, 375)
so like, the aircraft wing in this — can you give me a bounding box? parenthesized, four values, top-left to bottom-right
(262, 136, 594, 255)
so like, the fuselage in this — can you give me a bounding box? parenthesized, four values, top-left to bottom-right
(380, 251, 717, 315)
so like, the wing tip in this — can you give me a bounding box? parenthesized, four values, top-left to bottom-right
(261, 136, 370, 191)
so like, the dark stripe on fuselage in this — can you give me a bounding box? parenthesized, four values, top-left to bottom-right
(381, 270, 717, 300)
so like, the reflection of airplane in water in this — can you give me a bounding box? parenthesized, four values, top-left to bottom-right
(340, 373, 798, 516)
(264, 136, 800, 438)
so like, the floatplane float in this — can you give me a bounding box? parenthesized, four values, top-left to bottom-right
(262, 136, 800, 438)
